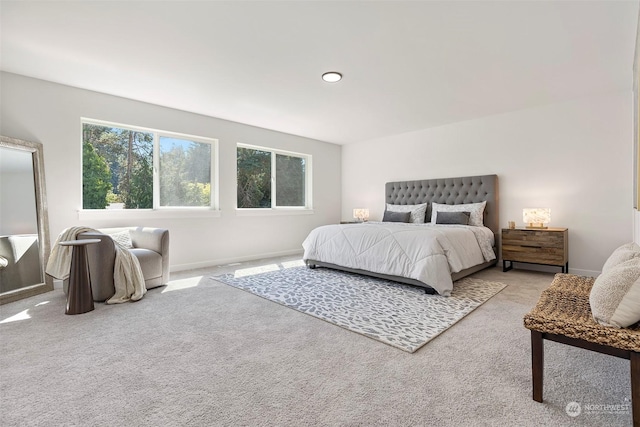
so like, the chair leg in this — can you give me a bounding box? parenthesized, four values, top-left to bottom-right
(531, 330, 544, 402)
(632, 351, 640, 427)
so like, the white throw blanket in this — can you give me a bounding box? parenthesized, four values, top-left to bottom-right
(45, 226, 146, 304)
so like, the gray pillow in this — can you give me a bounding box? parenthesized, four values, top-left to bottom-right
(431, 201, 486, 226)
(382, 210, 411, 223)
(385, 203, 427, 223)
(435, 211, 470, 225)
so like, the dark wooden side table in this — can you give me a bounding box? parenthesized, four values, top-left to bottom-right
(60, 239, 101, 315)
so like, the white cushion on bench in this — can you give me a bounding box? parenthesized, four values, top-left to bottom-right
(590, 257, 640, 328)
(602, 242, 640, 274)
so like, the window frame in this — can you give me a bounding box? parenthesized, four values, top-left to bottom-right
(236, 143, 312, 211)
(79, 118, 219, 219)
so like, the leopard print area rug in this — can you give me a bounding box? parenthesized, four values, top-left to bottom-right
(212, 263, 507, 353)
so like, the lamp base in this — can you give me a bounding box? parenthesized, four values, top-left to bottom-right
(526, 223, 548, 229)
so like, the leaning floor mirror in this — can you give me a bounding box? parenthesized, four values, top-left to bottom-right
(0, 135, 52, 304)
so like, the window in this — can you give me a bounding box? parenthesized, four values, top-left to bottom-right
(237, 144, 311, 209)
(159, 136, 212, 207)
(82, 120, 217, 210)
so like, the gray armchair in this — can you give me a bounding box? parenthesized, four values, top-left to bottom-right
(63, 227, 170, 302)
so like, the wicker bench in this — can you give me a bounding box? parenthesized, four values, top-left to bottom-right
(523, 273, 640, 426)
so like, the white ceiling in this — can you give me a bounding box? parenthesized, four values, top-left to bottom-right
(1, 1, 638, 145)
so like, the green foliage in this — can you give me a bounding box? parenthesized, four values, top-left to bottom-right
(237, 147, 271, 208)
(159, 140, 211, 207)
(82, 141, 112, 209)
(106, 191, 122, 204)
(185, 142, 212, 183)
(236, 148, 306, 208)
(83, 124, 306, 211)
(126, 155, 153, 209)
(185, 182, 211, 206)
(82, 123, 153, 209)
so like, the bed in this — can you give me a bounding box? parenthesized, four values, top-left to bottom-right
(302, 174, 499, 296)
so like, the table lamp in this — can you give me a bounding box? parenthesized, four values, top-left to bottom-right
(353, 208, 370, 222)
(523, 208, 551, 229)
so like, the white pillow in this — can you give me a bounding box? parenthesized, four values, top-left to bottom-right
(590, 257, 640, 328)
(430, 201, 486, 227)
(110, 230, 133, 249)
(602, 242, 640, 274)
(386, 203, 427, 224)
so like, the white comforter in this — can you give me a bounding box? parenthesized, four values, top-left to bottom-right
(302, 222, 496, 296)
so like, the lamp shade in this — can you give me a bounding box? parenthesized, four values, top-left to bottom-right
(353, 208, 370, 221)
(523, 208, 551, 228)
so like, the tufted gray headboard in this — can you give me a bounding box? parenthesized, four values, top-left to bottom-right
(385, 174, 499, 237)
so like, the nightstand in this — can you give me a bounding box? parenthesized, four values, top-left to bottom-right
(502, 227, 568, 273)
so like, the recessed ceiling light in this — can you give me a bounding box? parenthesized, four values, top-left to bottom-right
(322, 72, 342, 83)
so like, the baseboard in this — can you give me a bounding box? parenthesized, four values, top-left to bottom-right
(499, 260, 600, 278)
(170, 249, 304, 272)
(568, 268, 600, 278)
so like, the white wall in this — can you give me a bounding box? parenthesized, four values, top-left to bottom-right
(0, 72, 342, 271)
(342, 91, 633, 276)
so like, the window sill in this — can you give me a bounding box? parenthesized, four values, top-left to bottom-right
(235, 208, 314, 217)
(77, 208, 222, 221)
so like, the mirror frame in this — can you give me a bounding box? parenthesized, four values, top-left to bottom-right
(0, 135, 53, 304)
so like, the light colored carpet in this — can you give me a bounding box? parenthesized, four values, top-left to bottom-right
(0, 257, 633, 426)
(212, 264, 507, 352)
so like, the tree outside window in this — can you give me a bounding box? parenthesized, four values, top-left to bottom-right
(237, 145, 309, 209)
(237, 147, 271, 208)
(82, 121, 215, 210)
(159, 136, 212, 207)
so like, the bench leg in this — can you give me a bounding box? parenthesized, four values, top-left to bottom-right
(632, 351, 640, 427)
(532, 330, 544, 402)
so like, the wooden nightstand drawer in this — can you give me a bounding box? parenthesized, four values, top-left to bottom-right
(502, 228, 568, 272)
(502, 246, 565, 265)
(502, 229, 565, 248)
